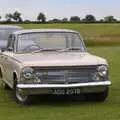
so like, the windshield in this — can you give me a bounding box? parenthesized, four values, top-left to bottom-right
(17, 32, 86, 53)
(0, 28, 21, 40)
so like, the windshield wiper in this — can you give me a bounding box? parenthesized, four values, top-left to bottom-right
(32, 48, 46, 53)
(57, 47, 81, 52)
(32, 47, 82, 53)
(32, 48, 57, 53)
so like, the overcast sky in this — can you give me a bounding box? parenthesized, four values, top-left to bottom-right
(0, 0, 120, 20)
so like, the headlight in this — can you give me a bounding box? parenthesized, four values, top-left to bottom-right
(22, 67, 34, 79)
(21, 67, 41, 83)
(97, 65, 108, 77)
(92, 65, 108, 81)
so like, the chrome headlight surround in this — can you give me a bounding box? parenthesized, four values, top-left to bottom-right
(92, 65, 108, 81)
(22, 67, 34, 80)
(97, 65, 108, 78)
(21, 67, 41, 84)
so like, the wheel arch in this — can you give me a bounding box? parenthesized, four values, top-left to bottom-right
(13, 71, 19, 89)
(0, 65, 4, 79)
(0, 67, 3, 78)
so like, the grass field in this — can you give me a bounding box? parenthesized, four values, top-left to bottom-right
(17, 23, 120, 46)
(0, 46, 120, 120)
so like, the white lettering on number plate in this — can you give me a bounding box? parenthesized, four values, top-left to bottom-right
(53, 88, 81, 95)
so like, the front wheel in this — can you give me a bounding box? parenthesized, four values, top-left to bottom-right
(84, 87, 109, 102)
(13, 78, 33, 104)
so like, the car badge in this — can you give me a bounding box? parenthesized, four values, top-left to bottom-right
(43, 72, 48, 76)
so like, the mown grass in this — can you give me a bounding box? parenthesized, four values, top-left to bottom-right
(0, 46, 120, 120)
(15, 23, 120, 46)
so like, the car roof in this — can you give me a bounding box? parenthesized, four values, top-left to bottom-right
(0, 25, 22, 29)
(13, 29, 79, 35)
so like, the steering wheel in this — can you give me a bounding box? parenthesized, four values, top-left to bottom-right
(23, 44, 41, 52)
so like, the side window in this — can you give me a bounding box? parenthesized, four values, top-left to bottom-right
(7, 34, 15, 51)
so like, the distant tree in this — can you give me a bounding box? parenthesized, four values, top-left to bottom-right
(84, 15, 96, 23)
(5, 13, 13, 22)
(99, 19, 104, 23)
(81, 18, 85, 23)
(12, 11, 23, 22)
(70, 16, 80, 23)
(37, 12, 46, 23)
(48, 18, 62, 23)
(104, 16, 117, 23)
(24, 20, 31, 24)
(62, 18, 68, 23)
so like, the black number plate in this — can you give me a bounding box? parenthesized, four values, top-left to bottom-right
(52, 88, 81, 95)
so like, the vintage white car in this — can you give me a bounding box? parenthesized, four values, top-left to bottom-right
(0, 29, 111, 104)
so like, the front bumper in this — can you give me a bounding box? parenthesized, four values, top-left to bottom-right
(17, 81, 111, 95)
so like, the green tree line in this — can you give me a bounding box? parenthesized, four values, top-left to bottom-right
(0, 11, 119, 24)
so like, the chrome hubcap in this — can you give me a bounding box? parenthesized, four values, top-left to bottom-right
(16, 88, 27, 102)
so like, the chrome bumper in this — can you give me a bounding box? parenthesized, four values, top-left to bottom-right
(17, 81, 111, 95)
(17, 81, 111, 89)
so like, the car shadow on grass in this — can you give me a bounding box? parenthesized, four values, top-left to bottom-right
(29, 94, 102, 106)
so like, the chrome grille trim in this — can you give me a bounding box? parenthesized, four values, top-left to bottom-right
(33, 66, 98, 84)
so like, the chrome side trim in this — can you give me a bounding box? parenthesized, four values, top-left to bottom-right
(17, 81, 111, 89)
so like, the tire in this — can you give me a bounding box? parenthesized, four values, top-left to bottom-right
(13, 77, 33, 105)
(84, 87, 109, 102)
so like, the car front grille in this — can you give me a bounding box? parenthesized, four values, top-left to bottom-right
(34, 66, 98, 84)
